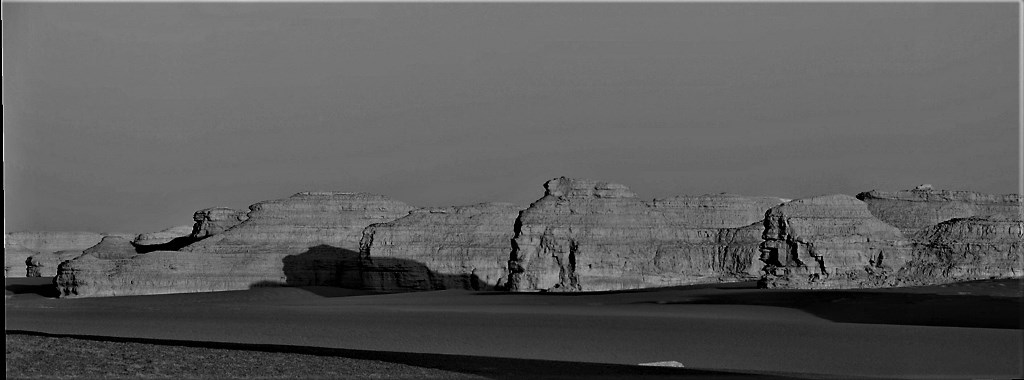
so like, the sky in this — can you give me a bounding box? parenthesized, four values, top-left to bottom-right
(3, 2, 1020, 234)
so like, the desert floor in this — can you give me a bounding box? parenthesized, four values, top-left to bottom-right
(6, 277, 1023, 379)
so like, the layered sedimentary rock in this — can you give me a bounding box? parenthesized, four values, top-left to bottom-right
(26, 250, 84, 277)
(191, 207, 249, 239)
(359, 203, 521, 291)
(4, 244, 38, 277)
(901, 216, 1023, 281)
(133, 225, 194, 247)
(507, 177, 783, 291)
(56, 192, 416, 297)
(757, 194, 913, 289)
(856, 187, 1021, 236)
(5, 232, 106, 277)
(5, 231, 105, 254)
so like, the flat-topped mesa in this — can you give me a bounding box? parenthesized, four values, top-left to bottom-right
(56, 192, 416, 297)
(359, 202, 522, 291)
(507, 177, 783, 292)
(191, 207, 249, 239)
(758, 194, 913, 289)
(856, 187, 1022, 236)
(901, 215, 1023, 282)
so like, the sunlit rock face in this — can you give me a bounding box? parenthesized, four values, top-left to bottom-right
(757, 194, 914, 289)
(190, 207, 249, 239)
(902, 215, 1023, 281)
(133, 225, 194, 247)
(55, 192, 416, 297)
(5, 231, 105, 277)
(507, 177, 783, 292)
(4, 244, 38, 277)
(359, 202, 522, 291)
(856, 187, 1021, 236)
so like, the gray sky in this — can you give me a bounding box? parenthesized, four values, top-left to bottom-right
(3, 2, 1019, 233)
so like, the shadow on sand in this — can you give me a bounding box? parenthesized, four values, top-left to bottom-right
(250, 245, 494, 297)
(5, 277, 59, 298)
(642, 281, 1023, 329)
(5, 330, 802, 379)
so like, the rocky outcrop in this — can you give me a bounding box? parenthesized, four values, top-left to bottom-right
(757, 194, 914, 289)
(56, 192, 416, 297)
(359, 203, 521, 291)
(191, 207, 249, 239)
(4, 244, 38, 277)
(900, 216, 1022, 281)
(133, 225, 194, 247)
(506, 177, 783, 292)
(856, 187, 1021, 236)
(5, 232, 105, 277)
(26, 250, 83, 277)
(5, 231, 105, 254)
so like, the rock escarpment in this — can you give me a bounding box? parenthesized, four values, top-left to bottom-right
(5, 232, 105, 277)
(856, 186, 1021, 236)
(4, 244, 38, 277)
(359, 203, 521, 291)
(191, 207, 249, 239)
(56, 192, 416, 297)
(506, 177, 783, 291)
(902, 216, 1022, 281)
(757, 195, 913, 289)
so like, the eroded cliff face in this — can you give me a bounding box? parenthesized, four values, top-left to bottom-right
(359, 203, 521, 291)
(856, 188, 1021, 236)
(4, 244, 38, 277)
(901, 216, 1022, 281)
(757, 194, 913, 289)
(191, 207, 249, 239)
(56, 192, 416, 297)
(507, 177, 783, 292)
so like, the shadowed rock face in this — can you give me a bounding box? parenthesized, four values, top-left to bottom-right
(359, 203, 522, 290)
(856, 188, 1021, 236)
(133, 226, 195, 247)
(507, 177, 783, 292)
(56, 192, 416, 297)
(758, 194, 913, 289)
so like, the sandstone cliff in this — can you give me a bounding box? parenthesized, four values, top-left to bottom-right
(856, 187, 1021, 236)
(4, 244, 38, 277)
(757, 194, 913, 289)
(191, 207, 249, 239)
(359, 203, 521, 291)
(900, 215, 1022, 281)
(506, 177, 782, 292)
(56, 192, 416, 297)
(5, 232, 105, 277)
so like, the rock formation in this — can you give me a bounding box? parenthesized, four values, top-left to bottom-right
(506, 177, 783, 292)
(132, 225, 195, 247)
(901, 215, 1022, 281)
(757, 194, 913, 289)
(4, 244, 38, 277)
(359, 203, 521, 291)
(5, 232, 105, 277)
(25, 250, 83, 277)
(56, 192, 416, 297)
(191, 207, 249, 239)
(856, 188, 1021, 236)
(5, 231, 105, 254)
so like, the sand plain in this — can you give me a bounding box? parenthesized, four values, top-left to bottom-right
(6, 277, 1022, 379)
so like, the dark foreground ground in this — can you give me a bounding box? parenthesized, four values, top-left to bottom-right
(6, 277, 1023, 379)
